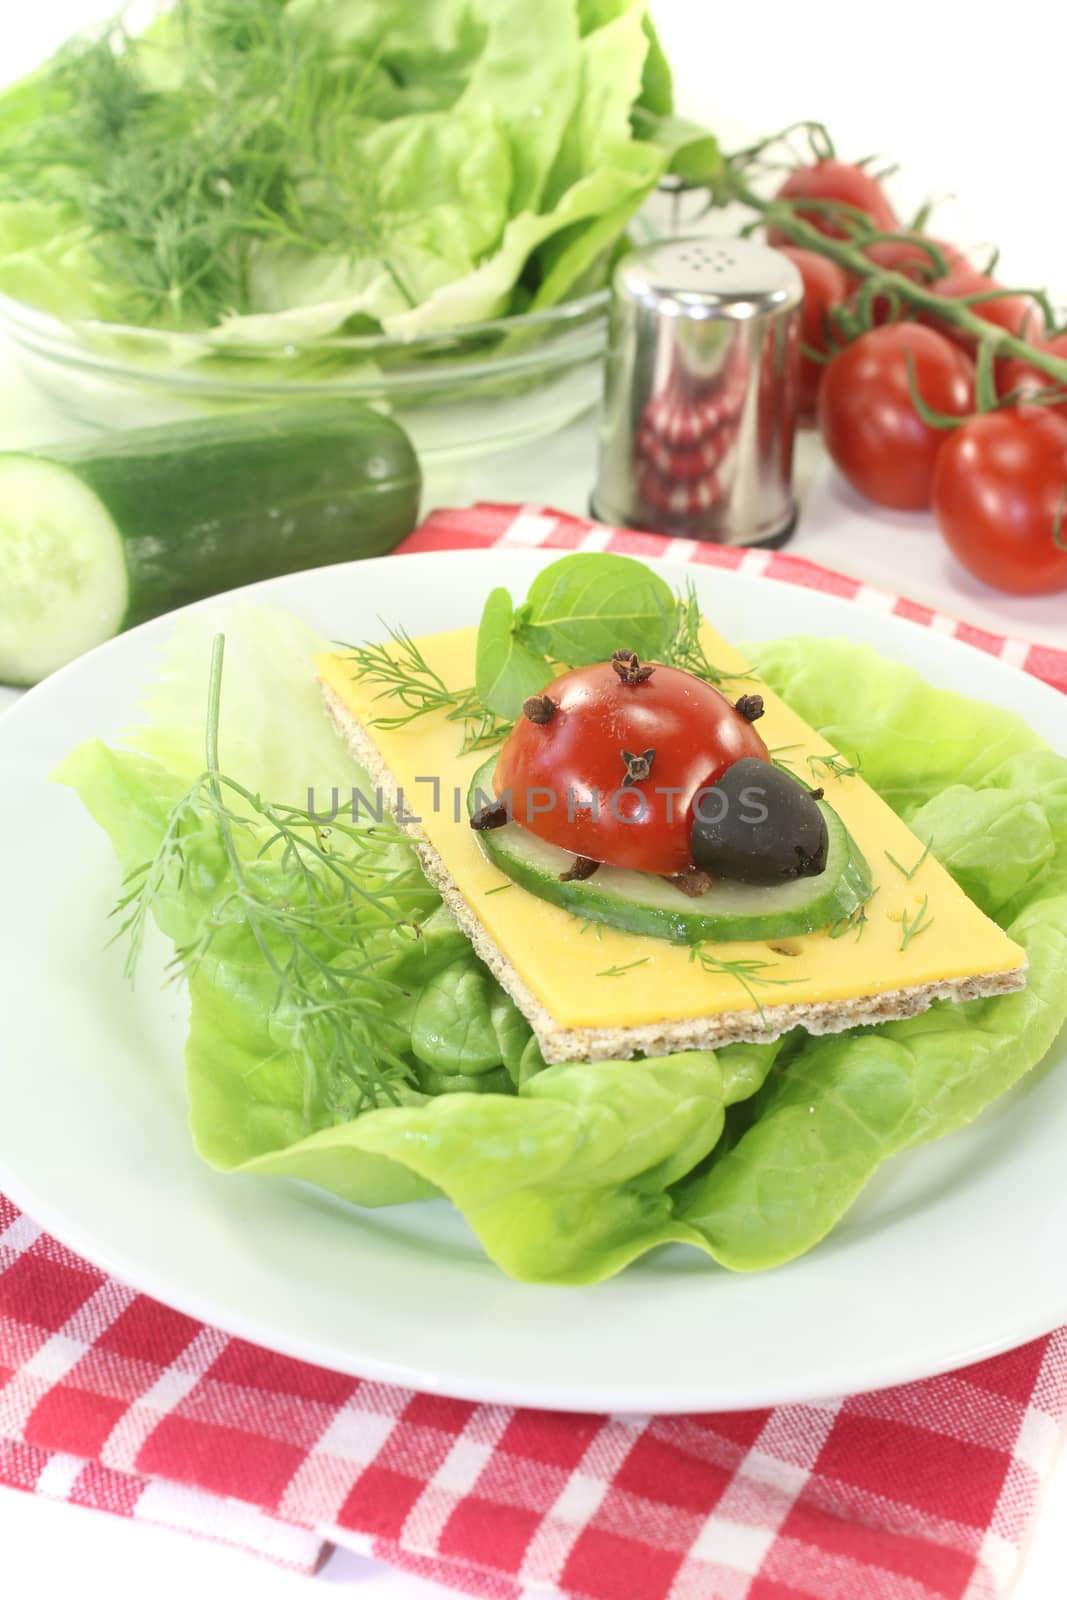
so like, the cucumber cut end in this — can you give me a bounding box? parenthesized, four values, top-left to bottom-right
(0, 456, 129, 685)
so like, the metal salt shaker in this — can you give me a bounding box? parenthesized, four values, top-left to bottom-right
(592, 237, 803, 547)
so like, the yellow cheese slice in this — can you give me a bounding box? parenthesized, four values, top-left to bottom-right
(316, 625, 1025, 1033)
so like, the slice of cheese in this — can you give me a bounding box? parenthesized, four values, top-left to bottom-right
(316, 624, 1026, 1062)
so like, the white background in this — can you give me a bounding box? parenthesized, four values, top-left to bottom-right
(2, 3, 1065, 1597)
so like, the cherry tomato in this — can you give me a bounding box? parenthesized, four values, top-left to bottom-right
(493, 661, 769, 875)
(998, 331, 1067, 402)
(857, 237, 969, 318)
(766, 160, 897, 246)
(932, 406, 1067, 595)
(775, 246, 850, 415)
(921, 268, 1044, 364)
(863, 236, 965, 282)
(818, 324, 976, 510)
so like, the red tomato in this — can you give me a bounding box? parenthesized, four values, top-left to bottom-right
(817, 324, 976, 511)
(775, 246, 850, 415)
(859, 237, 969, 315)
(863, 236, 965, 281)
(998, 331, 1067, 401)
(839, 239, 969, 328)
(921, 268, 1044, 360)
(493, 662, 769, 875)
(932, 406, 1067, 595)
(767, 160, 897, 246)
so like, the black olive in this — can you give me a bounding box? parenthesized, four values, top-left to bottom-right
(689, 758, 829, 885)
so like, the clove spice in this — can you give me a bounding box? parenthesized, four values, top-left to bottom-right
(470, 800, 510, 831)
(611, 648, 655, 685)
(735, 693, 765, 722)
(559, 855, 600, 882)
(663, 867, 714, 898)
(621, 747, 656, 786)
(522, 693, 557, 725)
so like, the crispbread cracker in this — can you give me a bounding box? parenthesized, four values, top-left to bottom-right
(320, 682, 1026, 1065)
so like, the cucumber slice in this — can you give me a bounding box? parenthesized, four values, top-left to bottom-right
(468, 757, 872, 944)
(0, 456, 128, 685)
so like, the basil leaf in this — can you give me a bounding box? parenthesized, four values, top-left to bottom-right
(518, 552, 676, 665)
(475, 586, 553, 719)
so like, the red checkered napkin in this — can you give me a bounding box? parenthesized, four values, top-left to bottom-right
(4, 1193, 1067, 1599)
(3, 503, 1067, 1598)
(398, 503, 1067, 694)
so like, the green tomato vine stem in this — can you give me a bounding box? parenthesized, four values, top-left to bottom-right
(721, 166, 1067, 393)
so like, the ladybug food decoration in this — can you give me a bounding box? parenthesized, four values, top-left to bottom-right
(473, 652, 829, 889)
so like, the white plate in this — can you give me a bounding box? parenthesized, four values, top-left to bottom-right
(2, 550, 1065, 1414)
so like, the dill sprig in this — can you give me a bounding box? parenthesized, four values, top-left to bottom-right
(0, 2, 418, 329)
(899, 896, 935, 952)
(808, 750, 862, 782)
(113, 634, 429, 1125)
(885, 840, 933, 881)
(769, 743, 803, 776)
(828, 890, 877, 943)
(343, 625, 511, 754)
(596, 958, 651, 978)
(688, 945, 801, 1026)
(662, 579, 754, 685)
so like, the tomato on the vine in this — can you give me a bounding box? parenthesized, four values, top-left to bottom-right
(493, 661, 769, 875)
(846, 238, 967, 328)
(932, 406, 1067, 595)
(921, 267, 1043, 362)
(767, 160, 897, 245)
(998, 331, 1067, 401)
(862, 236, 965, 281)
(775, 246, 850, 415)
(817, 324, 975, 510)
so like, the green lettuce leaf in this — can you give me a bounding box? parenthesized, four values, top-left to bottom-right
(746, 637, 1042, 811)
(407, 937, 533, 1077)
(217, 100, 517, 344)
(130, 606, 374, 800)
(248, 1053, 723, 1283)
(0, 200, 118, 320)
(56, 614, 1067, 1284)
(383, 146, 664, 335)
(907, 785, 1055, 917)
(632, 108, 722, 187)
(0, 0, 688, 340)
(672, 637, 1067, 1271)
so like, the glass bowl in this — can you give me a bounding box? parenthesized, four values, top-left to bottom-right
(0, 289, 609, 462)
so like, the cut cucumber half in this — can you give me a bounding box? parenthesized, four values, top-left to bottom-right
(0, 403, 420, 685)
(0, 456, 129, 685)
(468, 757, 873, 944)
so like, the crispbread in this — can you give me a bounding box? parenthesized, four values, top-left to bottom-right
(320, 681, 1027, 1065)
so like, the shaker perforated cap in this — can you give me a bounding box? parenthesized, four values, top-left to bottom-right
(618, 236, 804, 316)
(593, 236, 804, 545)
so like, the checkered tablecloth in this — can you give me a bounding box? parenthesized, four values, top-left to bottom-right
(3, 503, 1066, 1600)
(399, 503, 1067, 693)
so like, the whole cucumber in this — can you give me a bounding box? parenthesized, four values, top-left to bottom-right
(0, 403, 421, 684)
